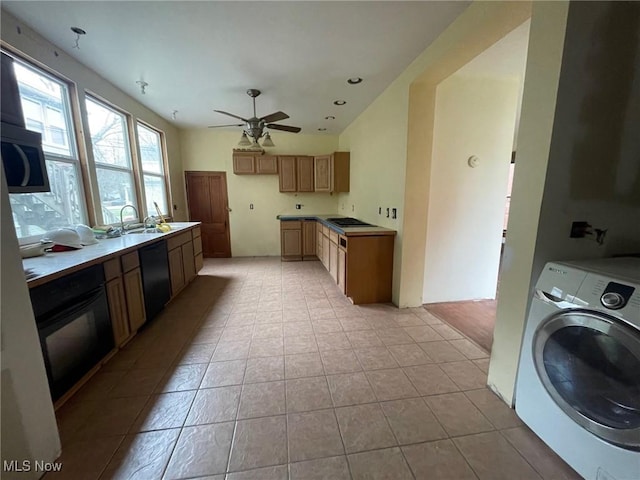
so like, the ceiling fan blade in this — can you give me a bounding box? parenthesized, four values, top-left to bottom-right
(267, 124, 302, 133)
(213, 110, 248, 122)
(260, 111, 289, 123)
(208, 123, 244, 128)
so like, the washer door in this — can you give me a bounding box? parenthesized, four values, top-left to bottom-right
(533, 310, 640, 450)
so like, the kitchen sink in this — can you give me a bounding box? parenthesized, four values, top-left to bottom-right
(124, 227, 164, 234)
(326, 217, 374, 227)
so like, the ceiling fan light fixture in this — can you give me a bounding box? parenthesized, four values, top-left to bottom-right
(333, 100, 347, 106)
(261, 132, 275, 147)
(238, 132, 252, 147)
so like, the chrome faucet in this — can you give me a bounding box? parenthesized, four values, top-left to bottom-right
(119, 204, 139, 231)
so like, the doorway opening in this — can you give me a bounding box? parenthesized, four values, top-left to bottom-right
(422, 21, 530, 352)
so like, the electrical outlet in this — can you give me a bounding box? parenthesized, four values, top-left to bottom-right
(351, 205, 355, 212)
(249, 203, 254, 210)
(295, 204, 302, 210)
(391, 208, 397, 219)
(386, 208, 390, 218)
(378, 207, 382, 215)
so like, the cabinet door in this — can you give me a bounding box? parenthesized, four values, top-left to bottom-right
(314, 155, 332, 192)
(338, 248, 346, 294)
(322, 235, 330, 269)
(279, 156, 297, 192)
(329, 240, 338, 282)
(233, 154, 256, 174)
(195, 253, 204, 272)
(257, 155, 278, 174)
(168, 247, 185, 296)
(106, 276, 130, 346)
(302, 220, 316, 257)
(123, 268, 146, 332)
(297, 156, 314, 192)
(281, 228, 302, 260)
(182, 240, 196, 284)
(317, 228, 323, 259)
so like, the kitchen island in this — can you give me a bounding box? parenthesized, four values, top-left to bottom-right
(277, 215, 396, 304)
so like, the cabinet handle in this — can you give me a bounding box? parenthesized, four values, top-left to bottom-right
(12, 143, 31, 187)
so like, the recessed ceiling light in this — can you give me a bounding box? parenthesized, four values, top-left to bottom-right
(318, 128, 327, 131)
(333, 100, 346, 106)
(325, 116, 335, 120)
(347, 77, 363, 85)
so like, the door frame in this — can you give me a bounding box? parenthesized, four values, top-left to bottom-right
(184, 170, 232, 258)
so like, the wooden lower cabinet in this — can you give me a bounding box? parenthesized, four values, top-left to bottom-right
(281, 221, 303, 261)
(106, 276, 130, 346)
(123, 267, 146, 332)
(302, 220, 316, 259)
(168, 247, 185, 295)
(321, 234, 330, 269)
(167, 228, 200, 297)
(329, 239, 338, 282)
(337, 247, 346, 294)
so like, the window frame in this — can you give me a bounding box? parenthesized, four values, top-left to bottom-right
(135, 120, 171, 218)
(85, 94, 141, 225)
(6, 52, 90, 245)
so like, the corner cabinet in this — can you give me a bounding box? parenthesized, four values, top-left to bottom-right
(278, 156, 314, 192)
(314, 152, 350, 192)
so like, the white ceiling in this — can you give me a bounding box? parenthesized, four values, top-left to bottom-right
(2, 1, 471, 135)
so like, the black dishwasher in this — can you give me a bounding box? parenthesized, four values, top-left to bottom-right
(138, 240, 171, 322)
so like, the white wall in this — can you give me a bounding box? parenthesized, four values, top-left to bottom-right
(423, 75, 519, 303)
(1, 10, 188, 223)
(179, 129, 340, 256)
(1, 170, 60, 479)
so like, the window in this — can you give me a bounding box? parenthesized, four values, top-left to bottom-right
(137, 122, 169, 216)
(86, 97, 138, 224)
(9, 60, 87, 241)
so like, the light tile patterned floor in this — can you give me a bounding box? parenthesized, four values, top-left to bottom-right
(48, 258, 581, 480)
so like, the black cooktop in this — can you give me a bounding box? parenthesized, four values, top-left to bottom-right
(326, 217, 373, 227)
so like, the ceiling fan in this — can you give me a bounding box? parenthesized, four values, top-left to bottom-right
(209, 89, 301, 147)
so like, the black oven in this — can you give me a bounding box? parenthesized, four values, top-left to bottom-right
(30, 264, 114, 401)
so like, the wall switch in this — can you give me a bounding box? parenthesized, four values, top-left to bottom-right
(295, 204, 302, 210)
(386, 208, 390, 218)
(249, 203, 254, 210)
(391, 208, 397, 219)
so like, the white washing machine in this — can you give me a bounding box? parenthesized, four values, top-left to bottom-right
(515, 257, 640, 480)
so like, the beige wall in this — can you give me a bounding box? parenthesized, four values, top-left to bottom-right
(0, 10, 187, 223)
(179, 129, 339, 256)
(339, 1, 532, 307)
(423, 75, 519, 303)
(1, 170, 60, 478)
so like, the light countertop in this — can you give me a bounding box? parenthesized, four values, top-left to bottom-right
(23, 222, 200, 288)
(276, 214, 396, 236)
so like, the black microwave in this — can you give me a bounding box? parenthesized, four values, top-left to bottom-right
(1, 122, 50, 193)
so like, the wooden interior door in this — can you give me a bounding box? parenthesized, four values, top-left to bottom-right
(185, 171, 231, 258)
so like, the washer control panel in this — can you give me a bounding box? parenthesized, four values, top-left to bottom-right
(600, 282, 635, 310)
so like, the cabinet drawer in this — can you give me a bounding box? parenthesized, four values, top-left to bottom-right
(192, 226, 201, 239)
(103, 257, 122, 281)
(329, 230, 339, 244)
(167, 231, 191, 250)
(280, 221, 302, 230)
(121, 251, 139, 273)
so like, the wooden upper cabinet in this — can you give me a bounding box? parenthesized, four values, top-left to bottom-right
(233, 154, 256, 174)
(278, 156, 297, 192)
(232, 153, 277, 175)
(297, 156, 314, 192)
(256, 155, 278, 174)
(314, 152, 350, 192)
